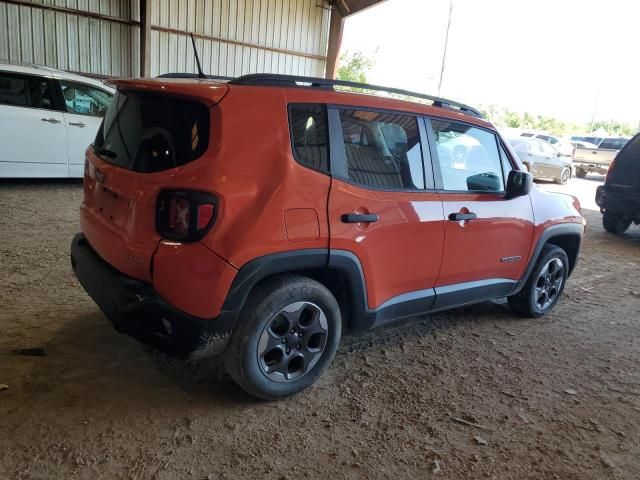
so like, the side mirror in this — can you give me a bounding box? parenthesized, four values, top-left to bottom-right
(505, 170, 533, 199)
(466, 172, 502, 191)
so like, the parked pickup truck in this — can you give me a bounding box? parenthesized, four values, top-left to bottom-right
(573, 137, 629, 178)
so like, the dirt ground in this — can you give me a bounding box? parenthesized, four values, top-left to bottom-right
(1, 178, 639, 480)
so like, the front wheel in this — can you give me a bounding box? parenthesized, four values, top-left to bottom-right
(603, 210, 631, 234)
(508, 244, 569, 317)
(224, 275, 342, 400)
(555, 167, 571, 185)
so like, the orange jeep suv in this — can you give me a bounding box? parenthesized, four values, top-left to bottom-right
(71, 74, 585, 399)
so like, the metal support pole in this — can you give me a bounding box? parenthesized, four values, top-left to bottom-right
(140, 0, 152, 77)
(437, 0, 453, 96)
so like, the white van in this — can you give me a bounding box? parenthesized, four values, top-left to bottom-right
(0, 61, 114, 178)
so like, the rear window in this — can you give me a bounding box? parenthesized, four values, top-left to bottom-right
(0, 72, 54, 109)
(94, 90, 210, 173)
(598, 138, 628, 150)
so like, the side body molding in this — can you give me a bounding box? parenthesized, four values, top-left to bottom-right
(218, 222, 583, 333)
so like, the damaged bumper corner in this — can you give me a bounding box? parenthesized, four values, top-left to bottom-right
(71, 233, 233, 359)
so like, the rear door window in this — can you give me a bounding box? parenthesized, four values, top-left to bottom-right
(0, 72, 54, 110)
(94, 90, 210, 173)
(337, 109, 425, 190)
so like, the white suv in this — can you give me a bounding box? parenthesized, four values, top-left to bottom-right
(0, 61, 114, 178)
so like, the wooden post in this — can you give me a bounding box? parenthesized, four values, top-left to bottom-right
(325, 6, 344, 79)
(140, 0, 152, 77)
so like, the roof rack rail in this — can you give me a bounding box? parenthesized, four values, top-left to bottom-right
(229, 73, 483, 118)
(156, 73, 233, 81)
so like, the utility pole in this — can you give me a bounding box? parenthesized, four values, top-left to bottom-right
(437, 0, 453, 96)
(589, 88, 600, 134)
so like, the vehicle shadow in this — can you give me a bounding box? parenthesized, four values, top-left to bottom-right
(5, 310, 253, 410)
(0, 178, 83, 186)
(581, 174, 606, 183)
(6, 297, 527, 408)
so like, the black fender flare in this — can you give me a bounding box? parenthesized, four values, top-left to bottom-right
(217, 249, 371, 331)
(512, 223, 584, 295)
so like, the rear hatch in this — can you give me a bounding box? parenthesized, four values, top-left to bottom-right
(607, 133, 640, 193)
(81, 80, 228, 281)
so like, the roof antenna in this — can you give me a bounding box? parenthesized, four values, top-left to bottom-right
(190, 33, 206, 79)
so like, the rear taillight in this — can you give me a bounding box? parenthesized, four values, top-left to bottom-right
(156, 190, 217, 241)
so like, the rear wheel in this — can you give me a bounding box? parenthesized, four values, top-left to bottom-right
(575, 167, 587, 178)
(555, 167, 571, 185)
(224, 275, 341, 400)
(508, 244, 569, 317)
(603, 210, 631, 234)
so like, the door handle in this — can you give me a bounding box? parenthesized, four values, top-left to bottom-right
(41, 117, 60, 124)
(342, 213, 379, 223)
(448, 212, 477, 221)
(69, 121, 86, 128)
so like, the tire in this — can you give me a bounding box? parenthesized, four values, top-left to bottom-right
(223, 275, 342, 400)
(554, 167, 571, 185)
(575, 167, 587, 178)
(508, 244, 569, 318)
(602, 210, 631, 234)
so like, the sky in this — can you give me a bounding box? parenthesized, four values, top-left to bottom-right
(340, 0, 640, 126)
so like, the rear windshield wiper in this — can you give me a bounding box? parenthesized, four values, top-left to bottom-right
(94, 146, 117, 159)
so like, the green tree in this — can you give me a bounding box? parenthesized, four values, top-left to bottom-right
(336, 50, 375, 84)
(477, 104, 640, 137)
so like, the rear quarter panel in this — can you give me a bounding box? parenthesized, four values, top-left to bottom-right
(168, 86, 331, 269)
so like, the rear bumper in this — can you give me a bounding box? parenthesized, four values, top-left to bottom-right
(596, 186, 640, 215)
(573, 161, 610, 173)
(70, 233, 233, 358)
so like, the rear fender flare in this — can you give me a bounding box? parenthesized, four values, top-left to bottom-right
(218, 249, 369, 330)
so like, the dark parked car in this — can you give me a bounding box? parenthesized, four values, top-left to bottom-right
(596, 132, 640, 233)
(508, 137, 573, 184)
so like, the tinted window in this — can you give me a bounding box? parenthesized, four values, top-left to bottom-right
(289, 105, 328, 173)
(531, 140, 543, 153)
(60, 80, 111, 117)
(509, 139, 529, 151)
(431, 120, 504, 192)
(339, 109, 424, 190)
(0, 73, 53, 109)
(537, 134, 558, 145)
(94, 91, 210, 173)
(521, 133, 534, 137)
(599, 138, 628, 150)
(541, 142, 557, 156)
